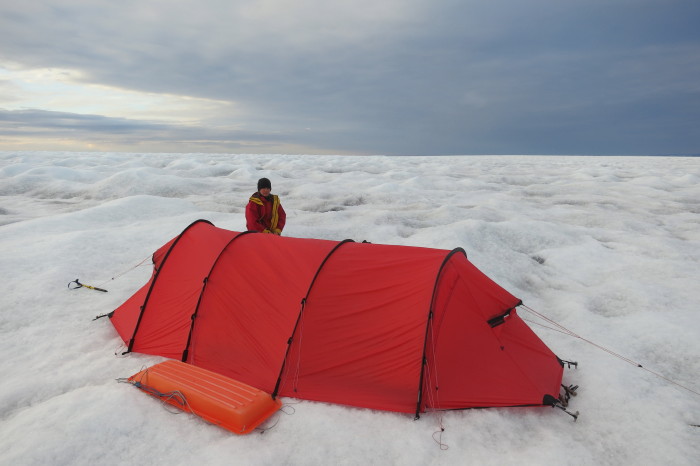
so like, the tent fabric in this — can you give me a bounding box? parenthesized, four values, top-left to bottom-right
(110, 219, 564, 415)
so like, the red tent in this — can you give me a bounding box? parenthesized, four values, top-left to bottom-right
(110, 220, 564, 416)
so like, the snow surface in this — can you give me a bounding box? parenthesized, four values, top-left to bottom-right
(0, 152, 698, 466)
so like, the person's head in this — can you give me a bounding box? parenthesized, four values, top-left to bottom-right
(257, 177, 272, 196)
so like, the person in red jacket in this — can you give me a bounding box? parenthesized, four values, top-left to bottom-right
(246, 177, 286, 235)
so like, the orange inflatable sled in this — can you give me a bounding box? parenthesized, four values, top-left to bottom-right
(127, 360, 281, 434)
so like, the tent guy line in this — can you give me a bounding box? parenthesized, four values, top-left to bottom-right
(520, 306, 700, 398)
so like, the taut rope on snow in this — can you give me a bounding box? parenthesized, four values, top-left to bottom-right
(520, 305, 700, 398)
(116, 374, 190, 415)
(79, 254, 154, 320)
(96, 253, 153, 288)
(72, 253, 154, 317)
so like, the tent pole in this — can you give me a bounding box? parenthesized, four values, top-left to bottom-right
(414, 248, 465, 419)
(125, 219, 214, 354)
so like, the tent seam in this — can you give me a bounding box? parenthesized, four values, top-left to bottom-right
(271, 238, 355, 399)
(181, 230, 256, 362)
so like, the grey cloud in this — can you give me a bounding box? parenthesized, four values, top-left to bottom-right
(0, 109, 168, 133)
(0, 108, 300, 153)
(1, 0, 699, 154)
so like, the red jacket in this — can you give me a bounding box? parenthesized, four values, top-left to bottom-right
(246, 192, 286, 234)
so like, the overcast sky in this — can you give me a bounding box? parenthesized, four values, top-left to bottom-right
(1, 0, 698, 155)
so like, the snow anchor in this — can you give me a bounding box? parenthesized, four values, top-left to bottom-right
(555, 403, 579, 421)
(68, 279, 108, 292)
(560, 384, 579, 407)
(561, 359, 579, 369)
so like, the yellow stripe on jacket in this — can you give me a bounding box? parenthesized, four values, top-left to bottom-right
(270, 195, 280, 230)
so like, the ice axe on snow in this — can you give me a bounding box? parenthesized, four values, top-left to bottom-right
(68, 279, 108, 293)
